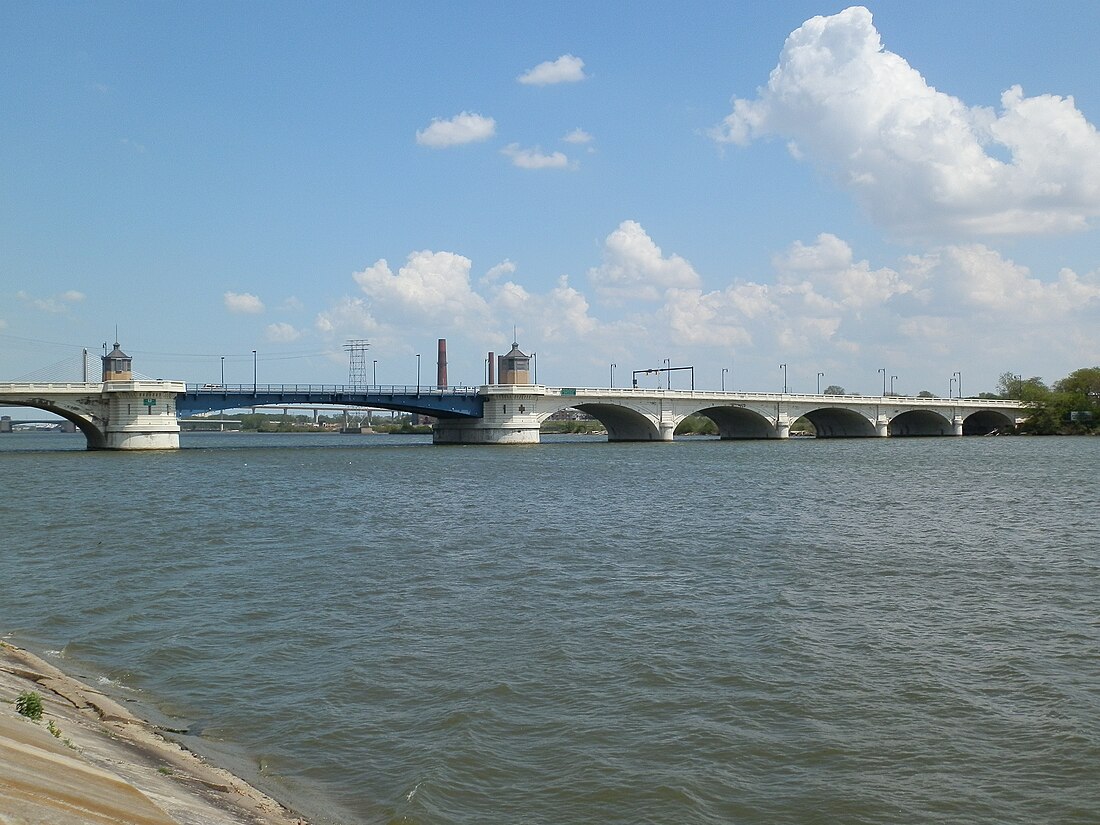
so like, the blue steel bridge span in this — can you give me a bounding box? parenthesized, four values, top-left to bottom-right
(177, 384, 485, 419)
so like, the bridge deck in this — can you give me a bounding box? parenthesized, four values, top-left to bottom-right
(177, 384, 485, 419)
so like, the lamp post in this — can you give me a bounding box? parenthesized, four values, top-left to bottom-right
(664, 358, 671, 389)
(954, 371, 962, 399)
(950, 377, 956, 399)
(416, 353, 421, 395)
(252, 350, 257, 395)
(610, 363, 616, 388)
(878, 367, 886, 396)
(220, 356, 225, 386)
(722, 367, 728, 391)
(373, 359, 378, 387)
(890, 375, 898, 395)
(817, 371, 824, 394)
(780, 363, 787, 393)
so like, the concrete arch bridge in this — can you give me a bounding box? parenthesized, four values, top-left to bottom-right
(433, 386, 1028, 444)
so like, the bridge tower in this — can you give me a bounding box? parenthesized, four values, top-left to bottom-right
(102, 342, 133, 381)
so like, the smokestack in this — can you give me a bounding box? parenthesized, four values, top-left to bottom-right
(488, 351, 495, 384)
(437, 339, 448, 388)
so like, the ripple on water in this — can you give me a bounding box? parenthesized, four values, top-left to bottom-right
(1, 435, 1098, 824)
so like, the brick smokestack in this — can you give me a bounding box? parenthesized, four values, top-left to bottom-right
(436, 338, 448, 388)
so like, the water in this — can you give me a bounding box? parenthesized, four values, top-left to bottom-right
(1, 431, 1097, 824)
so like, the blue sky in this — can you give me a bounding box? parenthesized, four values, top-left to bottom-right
(2, 2, 1099, 395)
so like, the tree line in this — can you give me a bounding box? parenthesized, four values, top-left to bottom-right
(995, 367, 1100, 434)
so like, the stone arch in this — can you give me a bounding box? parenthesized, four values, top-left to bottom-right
(963, 409, 1015, 435)
(799, 407, 877, 438)
(540, 402, 661, 441)
(691, 405, 778, 439)
(0, 399, 105, 449)
(888, 409, 953, 437)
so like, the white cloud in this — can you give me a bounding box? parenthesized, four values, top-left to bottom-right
(315, 296, 378, 337)
(562, 128, 593, 144)
(223, 291, 265, 314)
(16, 289, 85, 313)
(314, 226, 1098, 393)
(501, 144, 571, 169)
(482, 260, 517, 285)
(773, 233, 910, 310)
(589, 220, 702, 302)
(713, 6, 1100, 237)
(353, 250, 490, 323)
(517, 54, 587, 86)
(415, 112, 496, 148)
(265, 322, 302, 342)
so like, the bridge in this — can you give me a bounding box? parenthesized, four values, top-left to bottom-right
(0, 379, 1027, 449)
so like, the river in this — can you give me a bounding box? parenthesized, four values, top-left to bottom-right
(1, 431, 1097, 824)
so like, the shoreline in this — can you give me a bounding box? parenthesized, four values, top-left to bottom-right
(0, 640, 311, 825)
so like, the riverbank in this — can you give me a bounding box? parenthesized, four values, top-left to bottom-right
(0, 641, 309, 825)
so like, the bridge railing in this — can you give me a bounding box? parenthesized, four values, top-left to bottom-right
(533, 386, 1024, 406)
(185, 383, 481, 396)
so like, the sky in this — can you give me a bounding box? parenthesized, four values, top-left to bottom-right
(2, 1, 1099, 396)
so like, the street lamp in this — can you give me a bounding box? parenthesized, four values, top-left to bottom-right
(878, 367, 886, 396)
(664, 358, 671, 389)
(780, 363, 787, 393)
(416, 353, 421, 395)
(722, 367, 728, 391)
(950, 377, 956, 398)
(373, 359, 378, 387)
(252, 350, 257, 395)
(220, 356, 225, 386)
(954, 371, 962, 399)
(817, 371, 824, 394)
(610, 363, 616, 388)
(890, 375, 898, 395)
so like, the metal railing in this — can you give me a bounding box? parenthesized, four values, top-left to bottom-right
(185, 383, 480, 396)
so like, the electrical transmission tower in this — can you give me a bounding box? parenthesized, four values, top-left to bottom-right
(343, 339, 371, 387)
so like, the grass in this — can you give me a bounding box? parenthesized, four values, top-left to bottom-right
(15, 691, 43, 720)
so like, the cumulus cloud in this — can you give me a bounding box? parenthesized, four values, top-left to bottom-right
(353, 250, 490, 323)
(773, 233, 911, 310)
(315, 296, 378, 337)
(713, 6, 1100, 237)
(482, 260, 517, 285)
(415, 112, 496, 148)
(562, 128, 593, 144)
(265, 322, 302, 342)
(313, 223, 1098, 392)
(16, 290, 86, 313)
(589, 220, 702, 301)
(501, 143, 571, 169)
(223, 291, 265, 314)
(517, 54, 587, 86)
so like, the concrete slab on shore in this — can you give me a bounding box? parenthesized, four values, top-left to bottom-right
(0, 642, 309, 825)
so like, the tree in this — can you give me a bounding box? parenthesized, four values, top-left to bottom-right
(917, 390, 935, 398)
(1053, 366, 1100, 398)
(823, 384, 846, 395)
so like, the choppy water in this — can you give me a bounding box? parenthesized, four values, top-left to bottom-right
(1, 431, 1098, 824)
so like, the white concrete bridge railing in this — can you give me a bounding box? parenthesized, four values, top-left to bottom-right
(432, 385, 1029, 444)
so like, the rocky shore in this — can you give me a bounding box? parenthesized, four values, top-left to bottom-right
(0, 641, 310, 825)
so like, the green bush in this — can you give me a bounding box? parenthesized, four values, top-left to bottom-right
(15, 690, 43, 720)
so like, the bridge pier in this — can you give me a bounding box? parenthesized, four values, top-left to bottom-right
(876, 418, 889, 438)
(433, 419, 541, 444)
(953, 416, 964, 436)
